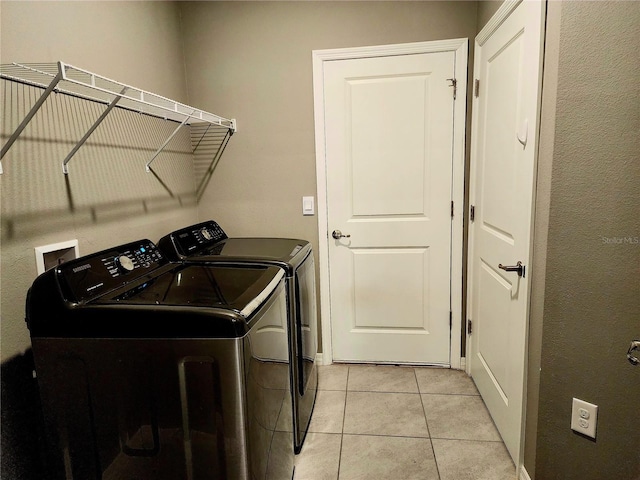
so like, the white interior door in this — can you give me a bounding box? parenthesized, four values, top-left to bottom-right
(468, 0, 545, 465)
(322, 48, 459, 364)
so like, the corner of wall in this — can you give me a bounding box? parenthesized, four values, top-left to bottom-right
(523, 1, 563, 477)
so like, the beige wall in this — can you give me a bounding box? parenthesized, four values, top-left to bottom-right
(476, 0, 503, 31)
(0, 1, 198, 361)
(531, 1, 640, 478)
(0, 1, 188, 101)
(180, 0, 479, 351)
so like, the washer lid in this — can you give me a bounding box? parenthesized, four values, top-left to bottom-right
(157, 220, 311, 273)
(104, 263, 284, 318)
(26, 239, 286, 338)
(202, 238, 307, 260)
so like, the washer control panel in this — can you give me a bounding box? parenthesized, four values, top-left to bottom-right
(172, 220, 228, 256)
(57, 240, 166, 303)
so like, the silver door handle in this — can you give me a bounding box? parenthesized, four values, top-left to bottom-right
(498, 261, 526, 278)
(332, 230, 351, 240)
(627, 340, 640, 366)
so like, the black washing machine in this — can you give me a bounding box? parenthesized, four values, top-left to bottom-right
(26, 239, 294, 480)
(158, 220, 318, 453)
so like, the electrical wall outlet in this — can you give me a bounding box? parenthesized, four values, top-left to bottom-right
(571, 398, 598, 439)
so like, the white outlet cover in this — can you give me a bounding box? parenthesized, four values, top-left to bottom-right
(571, 397, 598, 439)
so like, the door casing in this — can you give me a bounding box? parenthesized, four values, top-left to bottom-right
(312, 39, 468, 368)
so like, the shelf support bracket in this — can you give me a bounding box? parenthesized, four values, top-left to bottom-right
(62, 86, 128, 175)
(0, 67, 63, 174)
(196, 128, 233, 201)
(145, 110, 195, 172)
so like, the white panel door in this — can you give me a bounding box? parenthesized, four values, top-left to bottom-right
(468, 0, 545, 465)
(324, 51, 455, 364)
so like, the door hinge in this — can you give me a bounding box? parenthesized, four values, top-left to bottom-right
(451, 201, 454, 218)
(470, 205, 475, 222)
(467, 319, 473, 335)
(474, 79, 480, 98)
(447, 78, 457, 100)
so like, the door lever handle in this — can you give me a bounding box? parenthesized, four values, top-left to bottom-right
(498, 261, 526, 278)
(517, 118, 528, 147)
(332, 230, 351, 240)
(627, 340, 640, 366)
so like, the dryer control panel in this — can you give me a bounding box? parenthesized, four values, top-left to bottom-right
(170, 220, 228, 257)
(57, 240, 166, 303)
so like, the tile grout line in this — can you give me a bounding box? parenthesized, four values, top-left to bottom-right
(428, 436, 509, 443)
(335, 365, 350, 480)
(337, 432, 433, 439)
(416, 367, 443, 480)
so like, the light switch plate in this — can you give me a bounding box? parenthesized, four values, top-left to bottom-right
(302, 196, 315, 216)
(571, 397, 598, 439)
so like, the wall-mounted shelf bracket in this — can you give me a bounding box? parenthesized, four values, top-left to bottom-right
(195, 126, 234, 201)
(1, 61, 236, 175)
(145, 111, 194, 172)
(0, 64, 64, 174)
(62, 86, 128, 174)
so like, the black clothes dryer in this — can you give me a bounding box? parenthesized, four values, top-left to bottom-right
(26, 239, 294, 480)
(158, 220, 318, 453)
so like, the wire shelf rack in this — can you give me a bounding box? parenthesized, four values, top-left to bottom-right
(0, 61, 236, 174)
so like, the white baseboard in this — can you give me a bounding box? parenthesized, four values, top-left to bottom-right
(315, 354, 469, 369)
(520, 465, 532, 480)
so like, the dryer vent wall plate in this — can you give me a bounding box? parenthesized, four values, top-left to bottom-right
(35, 240, 79, 276)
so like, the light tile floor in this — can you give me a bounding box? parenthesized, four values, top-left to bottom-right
(294, 364, 516, 480)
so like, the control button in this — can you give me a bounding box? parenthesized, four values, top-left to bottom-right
(116, 255, 135, 273)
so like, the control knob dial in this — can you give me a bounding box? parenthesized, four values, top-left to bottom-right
(116, 255, 135, 273)
(200, 228, 213, 241)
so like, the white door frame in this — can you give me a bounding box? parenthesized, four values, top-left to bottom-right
(312, 39, 468, 369)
